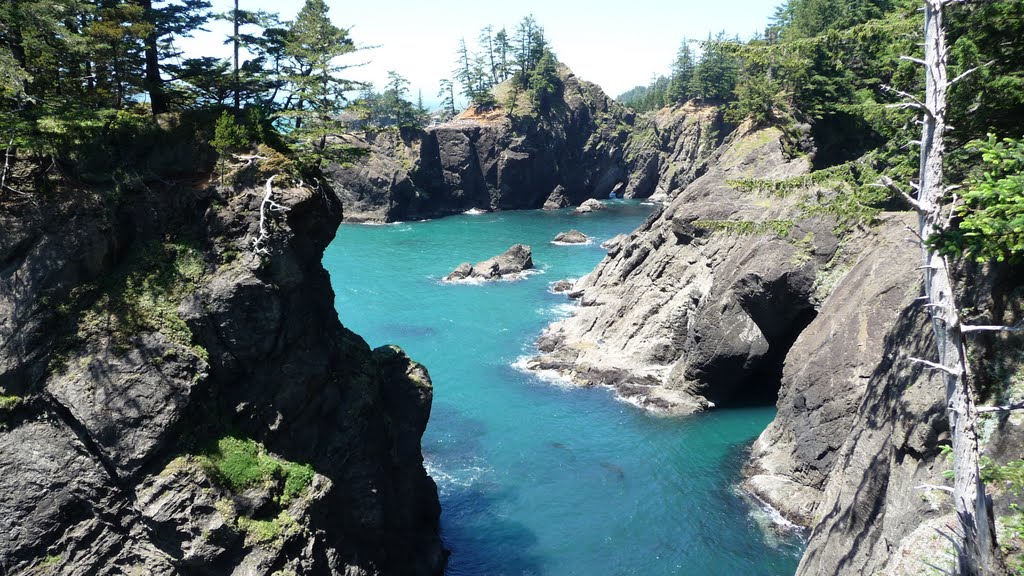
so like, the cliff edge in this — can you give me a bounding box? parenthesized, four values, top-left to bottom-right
(0, 117, 444, 575)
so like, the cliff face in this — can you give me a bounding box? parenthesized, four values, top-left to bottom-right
(743, 212, 925, 526)
(0, 125, 444, 575)
(526, 115, 1024, 572)
(528, 125, 838, 413)
(327, 70, 722, 223)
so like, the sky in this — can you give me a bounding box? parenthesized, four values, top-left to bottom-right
(178, 0, 781, 107)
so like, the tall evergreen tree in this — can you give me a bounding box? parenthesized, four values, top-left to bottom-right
(281, 0, 358, 167)
(689, 32, 738, 101)
(667, 38, 695, 104)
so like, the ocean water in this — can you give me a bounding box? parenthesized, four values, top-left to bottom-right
(323, 202, 804, 576)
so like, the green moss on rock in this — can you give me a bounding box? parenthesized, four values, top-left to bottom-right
(197, 436, 315, 506)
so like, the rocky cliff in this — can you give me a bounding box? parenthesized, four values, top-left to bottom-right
(526, 117, 1024, 573)
(327, 69, 723, 222)
(527, 124, 836, 413)
(0, 119, 444, 575)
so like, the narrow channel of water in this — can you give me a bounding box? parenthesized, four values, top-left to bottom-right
(324, 202, 804, 575)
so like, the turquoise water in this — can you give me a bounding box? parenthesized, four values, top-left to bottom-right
(324, 202, 804, 576)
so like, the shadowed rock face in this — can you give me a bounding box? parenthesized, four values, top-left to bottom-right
(0, 154, 444, 574)
(445, 244, 534, 282)
(743, 212, 924, 526)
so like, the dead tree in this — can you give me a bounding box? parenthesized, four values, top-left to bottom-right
(251, 175, 289, 256)
(888, 1, 1004, 573)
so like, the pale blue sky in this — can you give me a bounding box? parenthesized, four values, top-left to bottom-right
(178, 0, 781, 106)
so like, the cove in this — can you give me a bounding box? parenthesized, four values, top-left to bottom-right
(323, 202, 804, 575)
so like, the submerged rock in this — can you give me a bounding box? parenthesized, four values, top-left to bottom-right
(550, 280, 575, 293)
(553, 230, 588, 244)
(445, 244, 534, 282)
(573, 199, 606, 214)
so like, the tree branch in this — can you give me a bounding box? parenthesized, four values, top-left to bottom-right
(949, 61, 993, 86)
(907, 356, 963, 377)
(977, 402, 1024, 414)
(878, 176, 926, 211)
(916, 483, 955, 493)
(961, 324, 1024, 334)
(251, 175, 289, 256)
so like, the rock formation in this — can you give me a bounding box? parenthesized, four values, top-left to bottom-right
(0, 130, 444, 575)
(444, 244, 534, 282)
(526, 110, 1024, 573)
(326, 70, 722, 223)
(549, 280, 575, 293)
(572, 199, 606, 214)
(553, 230, 588, 244)
(528, 124, 833, 413)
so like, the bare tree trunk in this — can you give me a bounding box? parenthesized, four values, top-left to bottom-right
(139, 0, 169, 114)
(233, 0, 240, 111)
(917, 1, 1002, 573)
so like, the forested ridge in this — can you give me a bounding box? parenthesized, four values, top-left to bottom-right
(620, 0, 1024, 253)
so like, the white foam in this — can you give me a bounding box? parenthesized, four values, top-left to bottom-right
(439, 268, 544, 285)
(424, 457, 491, 495)
(351, 220, 405, 227)
(550, 239, 594, 247)
(742, 488, 806, 538)
(463, 208, 488, 215)
(545, 302, 579, 318)
(511, 355, 576, 388)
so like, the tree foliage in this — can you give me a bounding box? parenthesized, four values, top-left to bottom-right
(933, 135, 1024, 262)
(448, 15, 559, 112)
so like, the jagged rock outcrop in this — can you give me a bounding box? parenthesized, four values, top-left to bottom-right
(527, 125, 837, 413)
(553, 230, 588, 244)
(743, 212, 923, 526)
(621, 102, 725, 200)
(327, 69, 722, 223)
(0, 128, 444, 575)
(786, 260, 1024, 575)
(444, 244, 533, 282)
(524, 109, 1024, 573)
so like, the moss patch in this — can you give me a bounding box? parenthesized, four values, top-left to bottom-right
(53, 241, 209, 368)
(0, 395, 22, 410)
(692, 219, 794, 238)
(198, 436, 315, 506)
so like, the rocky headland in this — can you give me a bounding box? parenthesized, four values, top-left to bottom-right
(523, 114, 1024, 573)
(0, 120, 444, 575)
(326, 67, 723, 223)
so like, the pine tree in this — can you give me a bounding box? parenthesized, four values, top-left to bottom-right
(281, 0, 359, 168)
(667, 38, 695, 104)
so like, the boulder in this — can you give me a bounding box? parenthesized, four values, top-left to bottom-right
(550, 280, 574, 293)
(444, 244, 534, 282)
(543, 185, 571, 210)
(573, 199, 606, 214)
(553, 230, 588, 244)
